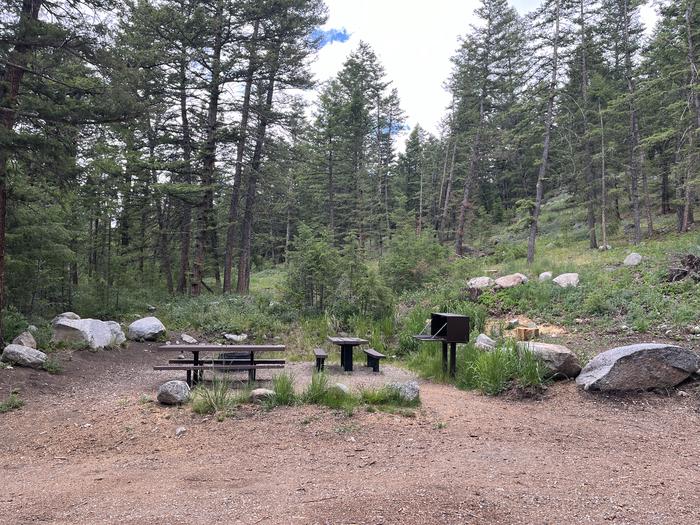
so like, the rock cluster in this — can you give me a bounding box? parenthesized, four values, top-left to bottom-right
(52, 313, 125, 350)
(1, 344, 47, 369)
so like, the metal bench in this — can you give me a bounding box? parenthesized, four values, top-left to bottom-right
(313, 348, 328, 372)
(363, 348, 385, 373)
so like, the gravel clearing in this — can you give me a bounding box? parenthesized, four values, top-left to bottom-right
(1, 341, 699, 524)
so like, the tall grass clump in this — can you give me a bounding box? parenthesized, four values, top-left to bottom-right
(301, 372, 357, 413)
(360, 386, 420, 408)
(267, 372, 296, 407)
(191, 378, 236, 416)
(0, 392, 23, 413)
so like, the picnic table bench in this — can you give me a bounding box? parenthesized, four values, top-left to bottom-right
(154, 344, 285, 386)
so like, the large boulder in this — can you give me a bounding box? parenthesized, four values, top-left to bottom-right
(12, 331, 37, 349)
(467, 276, 495, 290)
(624, 252, 642, 266)
(517, 342, 581, 378)
(388, 380, 420, 402)
(2, 344, 47, 369)
(127, 317, 166, 341)
(475, 333, 496, 351)
(576, 343, 700, 391)
(53, 317, 125, 350)
(52, 312, 80, 326)
(250, 388, 274, 402)
(553, 273, 579, 288)
(157, 380, 190, 405)
(494, 273, 528, 289)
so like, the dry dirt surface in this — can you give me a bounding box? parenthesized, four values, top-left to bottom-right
(1, 342, 700, 525)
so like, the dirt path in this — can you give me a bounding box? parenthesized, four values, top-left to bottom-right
(1, 343, 699, 524)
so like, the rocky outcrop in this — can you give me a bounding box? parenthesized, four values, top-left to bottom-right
(1, 344, 47, 369)
(127, 317, 166, 341)
(475, 333, 496, 350)
(250, 388, 274, 402)
(539, 272, 553, 282)
(388, 381, 420, 402)
(157, 380, 190, 405)
(12, 331, 37, 349)
(467, 276, 495, 290)
(553, 273, 579, 288)
(495, 273, 528, 289)
(624, 252, 642, 266)
(517, 342, 581, 378)
(53, 316, 125, 350)
(576, 343, 700, 391)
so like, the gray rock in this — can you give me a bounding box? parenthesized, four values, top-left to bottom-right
(333, 383, 350, 395)
(539, 272, 553, 282)
(1, 344, 47, 369)
(105, 321, 126, 346)
(157, 380, 190, 405)
(517, 342, 581, 378)
(181, 333, 197, 344)
(506, 318, 520, 329)
(475, 333, 496, 351)
(53, 318, 124, 350)
(175, 426, 187, 437)
(389, 380, 420, 402)
(224, 333, 247, 343)
(553, 273, 579, 288)
(598, 244, 612, 251)
(576, 343, 700, 391)
(624, 252, 642, 266)
(127, 317, 166, 341)
(52, 312, 80, 326)
(494, 273, 528, 289)
(250, 388, 274, 402)
(12, 331, 37, 349)
(27, 325, 38, 333)
(147, 304, 157, 312)
(467, 276, 495, 289)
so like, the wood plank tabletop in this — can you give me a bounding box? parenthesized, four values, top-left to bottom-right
(157, 345, 285, 352)
(327, 336, 369, 345)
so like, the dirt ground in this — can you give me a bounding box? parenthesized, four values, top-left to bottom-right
(1, 342, 699, 524)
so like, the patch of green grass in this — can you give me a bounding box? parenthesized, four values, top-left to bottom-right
(265, 372, 297, 408)
(42, 357, 63, 375)
(0, 392, 23, 413)
(191, 378, 236, 416)
(360, 386, 420, 408)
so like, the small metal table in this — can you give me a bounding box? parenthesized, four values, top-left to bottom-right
(327, 336, 369, 372)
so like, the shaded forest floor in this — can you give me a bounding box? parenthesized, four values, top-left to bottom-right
(1, 341, 700, 524)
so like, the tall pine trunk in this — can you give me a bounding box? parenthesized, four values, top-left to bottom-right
(527, 0, 560, 264)
(177, 53, 193, 293)
(580, 0, 597, 249)
(223, 20, 259, 292)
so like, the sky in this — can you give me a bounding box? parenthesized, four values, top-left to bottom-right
(309, 0, 658, 149)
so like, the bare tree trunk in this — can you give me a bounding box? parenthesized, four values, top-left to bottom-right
(682, 0, 700, 232)
(580, 0, 597, 249)
(237, 65, 278, 294)
(223, 20, 259, 292)
(623, 0, 642, 244)
(599, 102, 608, 248)
(527, 0, 560, 264)
(439, 137, 457, 241)
(177, 53, 193, 294)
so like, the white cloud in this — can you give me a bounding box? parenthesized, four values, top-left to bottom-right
(310, 0, 657, 151)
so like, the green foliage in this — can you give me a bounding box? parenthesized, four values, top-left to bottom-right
(191, 378, 236, 416)
(42, 357, 63, 375)
(267, 372, 297, 407)
(408, 340, 547, 396)
(380, 230, 449, 293)
(0, 392, 23, 413)
(360, 386, 420, 408)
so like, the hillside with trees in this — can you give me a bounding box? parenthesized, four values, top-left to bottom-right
(1, 0, 699, 337)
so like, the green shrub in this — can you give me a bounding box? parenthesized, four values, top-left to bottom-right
(360, 386, 420, 408)
(380, 229, 449, 293)
(0, 392, 23, 413)
(267, 372, 296, 407)
(42, 357, 63, 374)
(191, 378, 235, 416)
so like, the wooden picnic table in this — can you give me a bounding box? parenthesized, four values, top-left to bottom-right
(156, 344, 285, 386)
(327, 336, 368, 372)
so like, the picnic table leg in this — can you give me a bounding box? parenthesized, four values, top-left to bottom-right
(193, 351, 200, 386)
(342, 345, 353, 372)
(449, 342, 457, 377)
(186, 369, 192, 387)
(441, 342, 448, 374)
